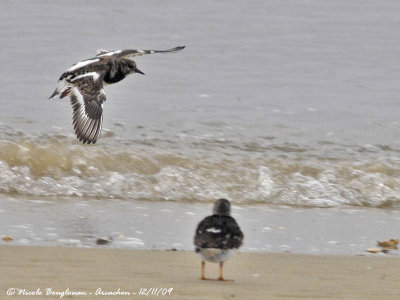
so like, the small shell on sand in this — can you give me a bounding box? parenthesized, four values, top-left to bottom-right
(366, 247, 388, 254)
(2, 235, 13, 242)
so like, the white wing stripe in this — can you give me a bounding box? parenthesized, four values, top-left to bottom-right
(67, 58, 100, 72)
(71, 72, 100, 82)
(97, 50, 122, 57)
(71, 87, 85, 106)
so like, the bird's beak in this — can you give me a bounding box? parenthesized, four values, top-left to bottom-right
(135, 68, 145, 75)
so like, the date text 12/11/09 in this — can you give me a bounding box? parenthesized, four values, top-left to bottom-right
(138, 288, 173, 296)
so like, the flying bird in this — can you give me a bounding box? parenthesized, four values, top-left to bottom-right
(194, 199, 244, 281)
(49, 46, 185, 144)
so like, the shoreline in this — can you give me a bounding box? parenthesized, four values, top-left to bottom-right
(1, 197, 400, 255)
(2, 245, 400, 299)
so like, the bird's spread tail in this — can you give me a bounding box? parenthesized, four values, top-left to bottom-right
(49, 90, 58, 100)
(49, 79, 72, 100)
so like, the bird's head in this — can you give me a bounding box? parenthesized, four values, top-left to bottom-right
(121, 59, 145, 76)
(213, 199, 231, 216)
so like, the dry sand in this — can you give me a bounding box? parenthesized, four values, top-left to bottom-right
(1, 245, 400, 299)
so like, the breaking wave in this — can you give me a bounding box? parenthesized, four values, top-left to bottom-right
(1, 129, 400, 209)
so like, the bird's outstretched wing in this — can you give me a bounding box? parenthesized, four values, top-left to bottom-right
(68, 73, 106, 144)
(194, 215, 244, 249)
(96, 46, 185, 59)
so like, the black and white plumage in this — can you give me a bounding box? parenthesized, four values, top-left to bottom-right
(49, 46, 185, 144)
(194, 199, 244, 281)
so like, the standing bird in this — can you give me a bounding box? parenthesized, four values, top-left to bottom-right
(194, 199, 244, 281)
(49, 46, 185, 144)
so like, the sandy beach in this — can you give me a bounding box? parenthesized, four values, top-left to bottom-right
(1, 245, 400, 299)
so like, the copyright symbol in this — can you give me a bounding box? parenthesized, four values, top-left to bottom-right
(7, 288, 16, 296)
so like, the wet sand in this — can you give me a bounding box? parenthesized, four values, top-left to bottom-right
(2, 198, 400, 255)
(1, 245, 400, 299)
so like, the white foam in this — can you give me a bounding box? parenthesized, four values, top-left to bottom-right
(118, 237, 144, 247)
(259, 166, 274, 197)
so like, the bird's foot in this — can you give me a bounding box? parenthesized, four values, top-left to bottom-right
(217, 277, 233, 282)
(200, 276, 210, 280)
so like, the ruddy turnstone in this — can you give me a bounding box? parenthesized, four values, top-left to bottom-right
(194, 199, 244, 281)
(49, 46, 185, 144)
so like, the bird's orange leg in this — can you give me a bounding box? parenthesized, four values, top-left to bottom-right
(217, 262, 233, 281)
(200, 260, 206, 280)
(218, 262, 224, 281)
